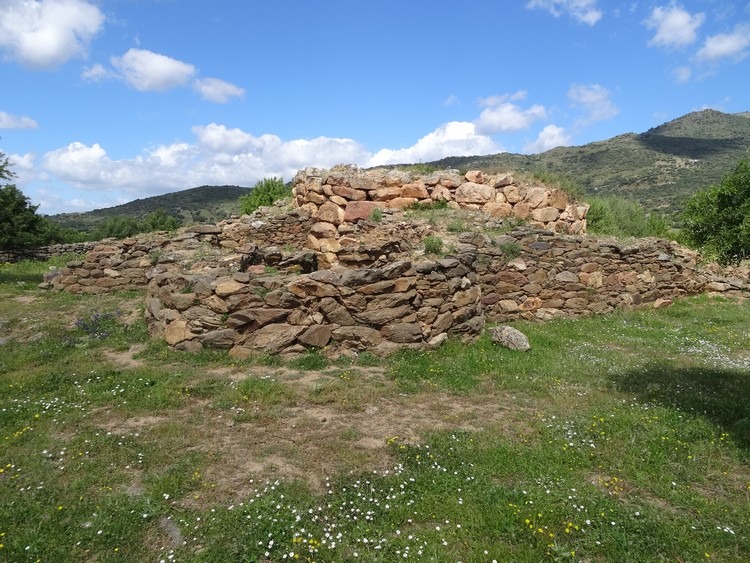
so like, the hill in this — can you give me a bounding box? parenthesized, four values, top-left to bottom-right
(49, 185, 251, 232)
(429, 109, 750, 213)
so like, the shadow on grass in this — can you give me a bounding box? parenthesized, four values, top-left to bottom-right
(613, 362, 750, 448)
(0, 271, 42, 285)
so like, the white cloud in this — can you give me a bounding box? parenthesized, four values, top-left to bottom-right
(4, 151, 39, 185)
(478, 91, 528, 106)
(644, 4, 704, 49)
(40, 125, 371, 198)
(368, 121, 499, 167)
(474, 98, 547, 135)
(80, 62, 111, 82)
(193, 77, 245, 103)
(524, 125, 572, 154)
(110, 48, 196, 92)
(0, 111, 38, 129)
(568, 83, 619, 125)
(526, 0, 603, 25)
(0, 0, 104, 69)
(696, 24, 750, 63)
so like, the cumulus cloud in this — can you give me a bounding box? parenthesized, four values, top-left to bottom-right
(0, 0, 104, 69)
(4, 151, 40, 185)
(696, 24, 750, 63)
(110, 48, 196, 92)
(0, 111, 38, 129)
(523, 125, 572, 154)
(193, 77, 245, 103)
(644, 4, 705, 49)
(474, 95, 547, 135)
(368, 122, 500, 167)
(40, 125, 371, 198)
(568, 83, 619, 125)
(526, 0, 603, 25)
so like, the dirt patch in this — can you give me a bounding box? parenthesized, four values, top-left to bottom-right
(104, 344, 147, 369)
(98, 414, 172, 433)
(145, 386, 529, 501)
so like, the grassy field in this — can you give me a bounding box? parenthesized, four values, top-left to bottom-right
(1, 257, 749, 562)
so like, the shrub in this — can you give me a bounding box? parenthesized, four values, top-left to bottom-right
(423, 235, 444, 255)
(682, 159, 750, 265)
(239, 177, 291, 215)
(531, 170, 584, 200)
(586, 196, 673, 239)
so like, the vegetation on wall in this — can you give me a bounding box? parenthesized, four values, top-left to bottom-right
(586, 196, 673, 239)
(239, 177, 291, 215)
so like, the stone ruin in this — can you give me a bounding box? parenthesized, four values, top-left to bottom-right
(44, 166, 749, 358)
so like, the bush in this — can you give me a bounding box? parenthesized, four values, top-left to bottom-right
(423, 235, 444, 255)
(682, 160, 750, 265)
(532, 170, 584, 200)
(586, 196, 673, 239)
(90, 209, 181, 240)
(239, 177, 291, 215)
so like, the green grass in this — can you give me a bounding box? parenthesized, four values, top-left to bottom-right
(1, 259, 749, 562)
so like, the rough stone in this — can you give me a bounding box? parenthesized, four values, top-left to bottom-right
(455, 182, 494, 204)
(164, 320, 194, 345)
(489, 325, 530, 351)
(344, 201, 379, 222)
(199, 329, 239, 349)
(298, 324, 334, 348)
(246, 324, 306, 354)
(318, 202, 346, 225)
(381, 323, 423, 343)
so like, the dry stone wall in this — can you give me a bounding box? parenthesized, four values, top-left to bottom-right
(0, 242, 97, 264)
(144, 253, 483, 358)
(468, 228, 745, 322)
(292, 165, 589, 267)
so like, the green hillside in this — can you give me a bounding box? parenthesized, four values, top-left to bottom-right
(49, 185, 251, 231)
(430, 109, 750, 213)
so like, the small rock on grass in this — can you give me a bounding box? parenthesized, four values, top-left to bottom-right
(489, 325, 530, 351)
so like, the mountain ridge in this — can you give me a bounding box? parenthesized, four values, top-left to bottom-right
(49, 185, 252, 231)
(429, 109, 750, 213)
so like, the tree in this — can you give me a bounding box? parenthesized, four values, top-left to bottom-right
(139, 209, 181, 232)
(0, 153, 50, 250)
(682, 159, 750, 265)
(239, 177, 291, 215)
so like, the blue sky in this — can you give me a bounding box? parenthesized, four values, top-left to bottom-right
(1, 0, 749, 215)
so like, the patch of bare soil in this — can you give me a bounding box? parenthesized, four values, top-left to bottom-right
(115, 390, 532, 504)
(86, 359, 541, 504)
(104, 344, 147, 369)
